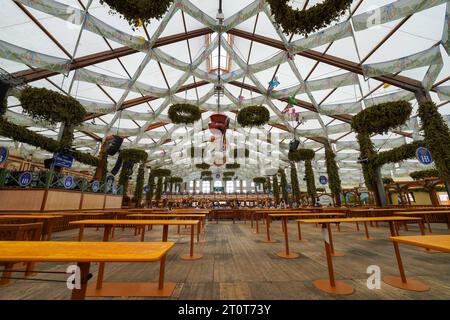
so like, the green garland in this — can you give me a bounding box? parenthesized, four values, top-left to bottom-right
(155, 176, 163, 201)
(288, 148, 315, 162)
(120, 149, 148, 163)
(223, 171, 235, 177)
(145, 173, 155, 201)
(267, 0, 352, 36)
(202, 176, 213, 181)
(305, 159, 317, 200)
(152, 168, 171, 177)
(226, 163, 240, 169)
(253, 177, 267, 184)
(375, 141, 426, 166)
(356, 131, 378, 191)
(118, 164, 132, 196)
(196, 163, 210, 170)
(168, 103, 201, 124)
(382, 177, 394, 185)
(201, 170, 212, 176)
(290, 162, 301, 203)
(273, 174, 280, 203)
(237, 106, 270, 127)
(169, 177, 183, 183)
(264, 177, 272, 194)
(133, 163, 145, 205)
(19, 87, 86, 125)
(325, 146, 342, 195)
(418, 102, 450, 180)
(316, 187, 326, 193)
(351, 101, 412, 135)
(410, 169, 440, 181)
(99, 0, 173, 30)
(222, 176, 232, 182)
(279, 169, 289, 203)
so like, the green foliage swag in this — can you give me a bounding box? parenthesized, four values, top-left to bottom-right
(196, 163, 210, 170)
(410, 169, 440, 181)
(152, 168, 171, 177)
(279, 169, 289, 203)
(168, 103, 202, 125)
(169, 177, 183, 183)
(120, 148, 148, 163)
(226, 163, 240, 169)
(267, 0, 352, 36)
(253, 177, 267, 184)
(324, 146, 342, 195)
(202, 176, 213, 181)
(236, 106, 270, 127)
(290, 162, 301, 203)
(222, 176, 232, 182)
(223, 171, 235, 177)
(288, 148, 315, 162)
(316, 187, 326, 193)
(19, 87, 86, 125)
(382, 177, 394, 185)
(305, 159, 317, 200)
(99, 0, 173, 30)
(201, 170, 212, 176)
(133, 163, 145, 205)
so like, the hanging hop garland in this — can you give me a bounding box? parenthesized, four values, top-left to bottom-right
(237, 106, 270, 127)
(152, 168, 171, 177)
(382, 177, 394, 185)
(279, 169, 289, 203)
(19, 87, 86, 125)
(253, 177, 267, 184)
(273, 174, 280, 203)
(267, 0, 353, 36)
(196, 163, 210, 170)
(410, 169, 440, 181)
(120, 149, 148, 163)
(99, 0, 173, 30)
(201, 170, 212, 176)
(222, 176, 232, 182)
(168, 103, 202, 125)
(226, 163, 240, 169)
(290, 162, 301, 203)
(324, 146, 342, 194)
(169, 177, 183, 183)
(223, 171, 235, 177)
(133, 163, 145, 205)
(288, 148, 315, 162)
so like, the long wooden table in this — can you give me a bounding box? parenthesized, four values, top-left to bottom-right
(266, 213, 346, 259)
(385, 235, 450, 292)
(296, 217, 425, 295)
(251, 210, 312, 234)
(0, 215, 63, 240)
(394, 211, 450, 232)
(0, 241, 174, 299)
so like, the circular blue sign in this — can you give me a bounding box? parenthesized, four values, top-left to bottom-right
(92, 180, 100, 192)
(319, 176, 328, 185)
(0, 147, 8, 165)
(19, 172, 32, 187)
(416, 147, 433, 165)
(112, 184, 119, 195)
(144, 185, 150, 193)
(64, 176, 74, 189)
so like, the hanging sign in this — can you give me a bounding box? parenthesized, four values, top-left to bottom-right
(54, 153, 74, 168)
(63, 176, 74, 189)
(19, 172, 32, 187)
(416, 147, 433, 165)
(0, 147, 9, 165)
(319, 176, 328, 185)
(91, 180, 100, 192)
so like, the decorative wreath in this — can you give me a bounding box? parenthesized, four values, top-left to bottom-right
(196, 163, 210, 170)
(267, 0, 353, 36)
(226, 163, 240, 169)
(99, 0, 173, 30)
(152, 168, 171, 177)
(253, 177, 267, 184)
(20, 87, 86, 125)
(168, 103, 202, 124)
(120, 148, 148, 163)
(351, 101, 412, 135)
(237, 106, 270, 127)
(288, 149, 315, 162)
(223, 171, 235, 177)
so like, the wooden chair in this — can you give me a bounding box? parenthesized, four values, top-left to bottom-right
(0, 222, 43, 286)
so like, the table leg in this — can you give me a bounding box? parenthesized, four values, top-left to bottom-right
(363, 222, 371, 240)
(197, 222, 200, 243)
(336, 223, 341, 232)
(255, 216, 259, 234)
(446, 214, 450, 230)
(96, 225, 111, 290)
(71, 262, 91, 300)
(276, 217, 299, 259)
(313, 223, 353, 295)
(327, 222, 345, 257)
(140, 226, 146, 242)
(424, 215, 432, 233)
(181, 224, 203, 260)
(78, 225, 85, 242)
(383, 221, 429, 292)
(296, 221, 307, 242)
(355, 222, 360, 231)
(263, 215, 276, 243)
(46, 220, 54, 241)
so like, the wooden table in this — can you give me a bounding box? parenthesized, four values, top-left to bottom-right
(296, 217, 424, 295)
(385, 235, 450, 292)
(267, 213, 346, 259)
(252, 210, 311, 234)
(0, 215, 62, 240)
(127, 213, 207, 242)
(394, 211, 450, 232)
(0, 241, 174, 299)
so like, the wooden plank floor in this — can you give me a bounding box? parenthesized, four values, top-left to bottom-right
(1, 219, 449, 300)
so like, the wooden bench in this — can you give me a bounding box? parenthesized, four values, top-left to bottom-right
(0, 241, 174, 299)
(0, 215, 62, 240)
(394, 210, 450, 232)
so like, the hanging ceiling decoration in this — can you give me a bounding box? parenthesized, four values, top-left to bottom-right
(99, 0, 174, 30)
(237, 106, 270, 127)
(267, 0, 353, 35)
(168, 103, 201, 124)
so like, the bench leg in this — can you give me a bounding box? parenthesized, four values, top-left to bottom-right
(0, 262, 14, 286)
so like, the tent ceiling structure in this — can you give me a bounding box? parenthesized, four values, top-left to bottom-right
(1, 0, 449, 187)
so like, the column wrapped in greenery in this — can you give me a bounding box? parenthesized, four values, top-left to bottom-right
(133, 163, 145, 206)
(290, 162, 301, 204)
(118, 164, 131, 196)
(118, 149, 148, 196)
(325, 145, 342, 205)
(279, 169, 289, 203)
(155, 177, 163, 202)
(253, 177, 266, 192)
(273, 174, 280, 204)
(264, 176, 272, 194)
(418, 101, 450, 180)
(145, 172, 155, 204)
(305, 159, 316, 203)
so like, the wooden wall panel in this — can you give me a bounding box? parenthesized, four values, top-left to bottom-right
(44, 190, 82, 211)
(104, 195, 123, 209)
(0, 189, 45, 212)
(81, 193, 105, 210)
